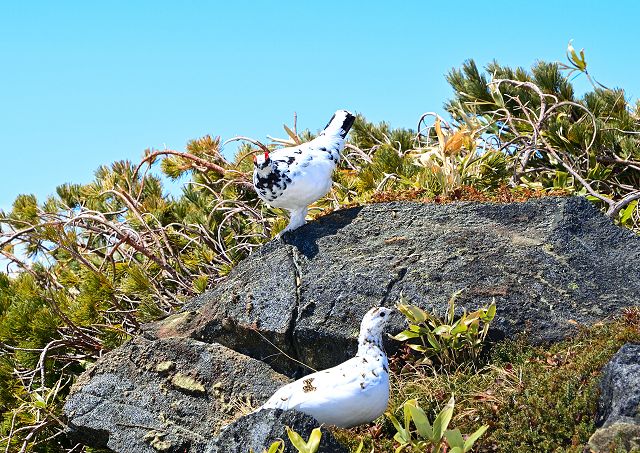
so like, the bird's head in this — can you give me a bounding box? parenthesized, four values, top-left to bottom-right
(253, 151, 273, 174)
(360, 306, 393, 338)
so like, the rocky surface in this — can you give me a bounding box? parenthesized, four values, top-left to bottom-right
(589, 343, 640, 451)
(206, 409, 347, 453)
(588, 421, 640, 452)
(64, 197, 640, 451)
(64, 337, 290, 452)
(146, 197, 640, 374)
(596, 343, 640, 427)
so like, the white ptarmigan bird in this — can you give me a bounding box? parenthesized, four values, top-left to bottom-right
(253, 110, 356, 233)
(258, 306, 392, 428)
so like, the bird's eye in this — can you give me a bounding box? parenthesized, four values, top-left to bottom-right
(379, 312, 386, 317)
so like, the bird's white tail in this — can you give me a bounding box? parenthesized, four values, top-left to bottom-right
(322, 110, 356, 138)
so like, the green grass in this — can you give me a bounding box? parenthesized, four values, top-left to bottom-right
(333, 308, 640, 452)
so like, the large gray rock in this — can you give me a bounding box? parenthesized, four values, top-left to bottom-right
(65, 197, 640, 451)
(588, 421, 640, 452)
(146, 197, 640, 374)
(596, 343, 640, 427)
(64, 337, 290, 452)
(206, 409, 348, 453)
(590, 343, 640, 451)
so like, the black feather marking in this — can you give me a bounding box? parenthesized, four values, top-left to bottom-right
(339, 112, 356, 138)
(255, 166, 296, 202)
(323, 113, 336, 131)
(256, 168, 284, 193)
(276, 156, 296, 165)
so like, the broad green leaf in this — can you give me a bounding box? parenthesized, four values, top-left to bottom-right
(286, 426, 320, 453)
(444, 429, 464, 448)
(485, 302, 497, 321)
(433, 325, 451, 336)
(33, 393, 47, 409)
(403, 399, 413, 434)
(450, 321, 468, 335)
(620, 201, 638, 224)
(305, 428, 322, 452)
(266, 440, 284, 453)
(447, 290, 463, 323)
(426, 331, 441, 350)
(286, 426, 305, 446)
(408, 344, 428, 352)
(387, 413, 409, 443)
(490, 85, 505, 108)
(567, 40, 586, 70)
(415, 325, 432, 335)
(465, 311, 480, 322)
(432, 396, 455, 441)
(554, 170, 568, 189)
(392, 330, 421, 341)
(407, 402, 433, 439)
(397, 303, 428, 323)
(463, 424, 489, 451)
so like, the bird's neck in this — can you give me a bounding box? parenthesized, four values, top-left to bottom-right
(357, 330, 384, 357)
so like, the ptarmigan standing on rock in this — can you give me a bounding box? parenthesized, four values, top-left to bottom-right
(258, 307, 392, 428)
(253, 110, 356, 234)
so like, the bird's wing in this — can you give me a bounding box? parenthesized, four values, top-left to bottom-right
(261, 358, 364, 410)
(270, 135, 343, 165)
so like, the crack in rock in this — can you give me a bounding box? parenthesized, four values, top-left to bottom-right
(286, 246, 308, 377)
(380, 266, 408, 305)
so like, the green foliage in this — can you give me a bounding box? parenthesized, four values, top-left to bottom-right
(259, 440, 284, 453)
(474, 315, 640, 452)
(0, 43, 638, 451)
(285, 426, 322, 453)
(387, 396, 488, 452)
(0, 151, 267, 449)
(445, 43, 640, 229)
(259, 426, 322, 453)
(393, 293, 496, 368)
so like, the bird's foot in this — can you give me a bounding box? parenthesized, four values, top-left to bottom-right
(273, 226, 295, 243)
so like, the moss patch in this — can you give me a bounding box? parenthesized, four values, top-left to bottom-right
(155, 361, 175, 373)
(170, 373, 206, 395)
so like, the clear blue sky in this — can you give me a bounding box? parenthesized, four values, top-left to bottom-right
(1, 1, 639, 211)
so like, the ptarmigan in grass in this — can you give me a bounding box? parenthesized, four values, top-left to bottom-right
(258, 306, 392, 428)
(253, 110, 356, 234)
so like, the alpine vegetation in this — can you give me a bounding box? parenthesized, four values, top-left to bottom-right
(1, 43, 639, 451)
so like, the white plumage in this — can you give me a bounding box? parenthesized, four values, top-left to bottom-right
(253, 110, 356, 233)
(258, 307, 392, 428)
